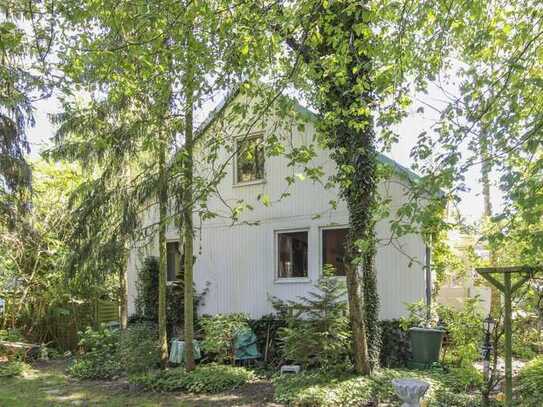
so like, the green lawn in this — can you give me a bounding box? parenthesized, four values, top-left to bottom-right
(0, 360, 280, 407)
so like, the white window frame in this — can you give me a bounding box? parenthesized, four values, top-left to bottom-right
(274, 228, 311, 283)
(233, 132, 266, 187)
(320, 225, 350, 278)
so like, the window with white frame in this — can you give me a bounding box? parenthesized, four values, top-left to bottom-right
(166, 241, 180, 282)
(322, 228, 350, 276)
(235, 135, 265, 183)
(277, 231, 308, 278)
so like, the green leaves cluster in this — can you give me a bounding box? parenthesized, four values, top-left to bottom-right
(68, 325, 123, 379)
(516, 356, 543, 406)
(199, 313, 250, 364)
(129, 363, 255, 393)
(272, 266, 351, 369)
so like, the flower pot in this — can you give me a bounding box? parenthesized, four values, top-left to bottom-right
(407, 327, 444, 369)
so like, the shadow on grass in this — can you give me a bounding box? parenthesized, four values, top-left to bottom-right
(0, 361, 280, 407)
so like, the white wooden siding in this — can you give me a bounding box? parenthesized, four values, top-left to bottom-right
(127, 94, 427, 320)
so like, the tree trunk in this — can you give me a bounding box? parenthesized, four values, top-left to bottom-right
(182, 19, 196, 371)
(345, 262, 371, 375)
(119, 258, 128, 330)
(158, 141, 169, 366)
(316, 3, 379, 375)
(363, 248, 380, 367)
(480, 133, 501, 317)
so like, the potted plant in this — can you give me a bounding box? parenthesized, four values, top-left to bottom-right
(401, 301, 445, 369)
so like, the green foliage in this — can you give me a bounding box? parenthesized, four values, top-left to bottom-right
(273, 367, 485, 407)
(511, 323, 539, 360)
(400, 299, 440, 329)
(134, 256, 206, 336)
(67, 325, 122, 379)
(0, 162, 110, 350)
(0, 328, 23, 342)
(273, 268, 351, 369)
(130, 364, 255, 393)
(401, 299, 483, 367)
(516, 356, 543, 407)
(248, 315, 287, 367)
(0, 361, 28, 378)
(437, 299, 483, 367)
(0, 2, 51, 225)
(200, 313, 249, 363)
(378, 320, 410, 368)
(119, 322, 160, 375)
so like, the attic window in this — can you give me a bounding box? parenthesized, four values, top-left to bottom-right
(236, 135, 264, 183)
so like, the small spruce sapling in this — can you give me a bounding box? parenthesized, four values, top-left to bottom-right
(273, 265, 351, 369)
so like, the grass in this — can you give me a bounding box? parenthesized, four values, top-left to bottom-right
(0, 360, 278, 406)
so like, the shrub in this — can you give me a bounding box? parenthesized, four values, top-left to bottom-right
(67, 325, 122, 379)
(273, 368, 484, 407)
(0, 328, 24, 342)
(119, 322, 160, 375)
(516, 356, 543, 406)
(200, 313, 250, 363)
(134, 257, 207, 337)
(400, 300, 440, 329)
(379, 320, 410, 367)
(437, 298, 483, 367)
(248, 315, 287, 367)
(511, 316, 540, 360)
(401, 298, 483, 367)
(272, 267, 351, 369)
(130, 364, 255, 393)
(0, 361, 28, 377)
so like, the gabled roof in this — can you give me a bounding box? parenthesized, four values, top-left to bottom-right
(196, 86, 423, 184)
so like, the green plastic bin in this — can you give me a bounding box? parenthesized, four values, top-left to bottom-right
(407, 327, 445, 369)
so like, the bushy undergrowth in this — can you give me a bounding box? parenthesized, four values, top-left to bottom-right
(516, 356, 543, 406)
(0, 361, 28, 377)
(200, 313, 250, 363)
(0, 328, 24, 342)
(67, 325, 122, 379)
(273, 268, 351, 369)
(119, 322, 160, 375)
(130, 364, 255, 393)
(379, 320, 410, 367)
(401, 299, 483, 367)
(273, 367, 485, 407)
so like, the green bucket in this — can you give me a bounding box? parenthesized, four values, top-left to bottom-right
(407, 327, 445, 369)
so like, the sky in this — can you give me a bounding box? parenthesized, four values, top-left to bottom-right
(27, 83, 503, 224)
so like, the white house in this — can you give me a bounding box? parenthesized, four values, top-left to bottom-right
(126, 89, 431, 321)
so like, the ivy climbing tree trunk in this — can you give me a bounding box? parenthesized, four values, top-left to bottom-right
(280, 0, 381, 374)
(362, 243, 380, 367)
(181, 14, 196, 371)
(158, 139, 169, 366)
(317, 3, 381, 374)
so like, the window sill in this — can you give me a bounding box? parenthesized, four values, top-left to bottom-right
(233, 179, 266, 188)
(274, 278, 312, 284)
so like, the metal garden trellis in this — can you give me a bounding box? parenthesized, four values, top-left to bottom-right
(475, 265, 542, 407)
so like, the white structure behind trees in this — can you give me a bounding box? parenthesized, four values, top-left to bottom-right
(127, 92, 430, 320)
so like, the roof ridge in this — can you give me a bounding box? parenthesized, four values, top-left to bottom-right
(196, 85, 422, 183)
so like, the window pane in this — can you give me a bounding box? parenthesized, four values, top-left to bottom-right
(236, 136, 265, 183)
(166, 242, 180, 282)
(278, 231, 308, 278)
(322, 228, 349, 276)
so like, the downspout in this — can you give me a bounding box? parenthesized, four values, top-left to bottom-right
(425, 242, 432, 322)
